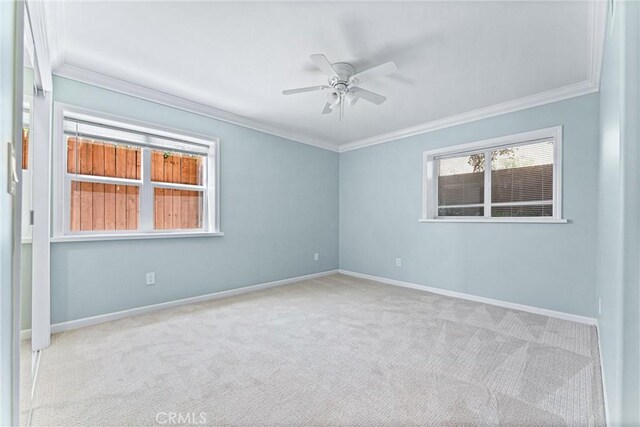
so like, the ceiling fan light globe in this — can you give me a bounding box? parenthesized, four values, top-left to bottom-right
(345, 92, 358, 106)
(327, 91, 341, 106)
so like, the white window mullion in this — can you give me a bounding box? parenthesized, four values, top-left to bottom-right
(140, 148, 153, 232)
(54, 103, 220, 239)
(63, 174, 72, 235)
(206, 147, 215, 232)
(484, 149, 491, 218)
(491, 200, 553, 207)
(431, 158, 438, 219)
(65, 174, 141, 186)
(422, 126, 563, 223)
(437, 203, 484, 209)
(151, 181, 205, 191)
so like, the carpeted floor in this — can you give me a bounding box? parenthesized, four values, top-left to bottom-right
(23, 274, 605, 426)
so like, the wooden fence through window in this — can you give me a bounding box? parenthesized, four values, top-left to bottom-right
(67, 137, 203, 232)
(22, 128, 29, 170)
(151, 150, 203, 230)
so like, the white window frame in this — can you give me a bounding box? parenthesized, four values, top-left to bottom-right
(21, 97, 33, 243)
(52, 103, 223, 241)
(420, 126, 567, 224)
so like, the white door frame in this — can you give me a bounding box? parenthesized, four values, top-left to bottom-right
(30, 91, 51, 350)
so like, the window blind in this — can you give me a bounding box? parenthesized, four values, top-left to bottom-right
(63, 115, 209, 156)
(491, 140, 554, 217)
(437, 153, 485, 217)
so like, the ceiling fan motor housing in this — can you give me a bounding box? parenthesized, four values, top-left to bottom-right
(329, 62, 356, 85)
(281, 54, 394, 119)
(328, 63, 355, 105)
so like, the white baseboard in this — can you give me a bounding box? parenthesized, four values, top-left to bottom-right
(595, 322, 609, 425)
(338, 269, 597, 325)
(50, 269, 338, 334)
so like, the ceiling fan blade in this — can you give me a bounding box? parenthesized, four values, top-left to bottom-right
(282, 85, 328, 95)
(310, 54, 339, 79)
(321, 103, 333, 114)
(351, 87, 387, 105)
(345, 91, 359, 106)
(349, 62, 398, 84)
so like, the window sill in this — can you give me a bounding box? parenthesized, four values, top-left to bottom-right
(419, 218, 568, 224)
(50, 231, 224, 243)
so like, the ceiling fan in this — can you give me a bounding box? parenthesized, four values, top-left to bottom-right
(282, 54, 398, 122)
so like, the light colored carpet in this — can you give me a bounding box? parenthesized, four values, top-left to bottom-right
(25, 274, 604, 426)
(20, 340, 33, 427)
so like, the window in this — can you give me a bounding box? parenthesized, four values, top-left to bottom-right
(22, 100, 32, 242)
(54, 105, 220, 240)
(22, 103, 30, 170)
(422, 127, 564, 223)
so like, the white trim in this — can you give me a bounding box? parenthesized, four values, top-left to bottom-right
(421, 126, 563, 223)
(53, 63, 339, 153)
(338, 269, 597, 325)
(434, 201, 554, 210)
(423, 127, 560, 158)
(53, 102, 221, 239)
(23, 7, 35, 70)
(21, 103, 33, 242)
(20, 329, 30, 341)
(587, 0, 607, 90)
(483, 149, 491, 217)
(419, 218, 568, 224)
(338, 82, 595, 152)
(49, 270, 338, 334)
(65, 174, 141, 186)
(151, 181, 204, 191)
(51, 231, 223, 243)
(595, 322, 609, 426)
(41, 1, 63, 70)
(24, 1, 53, 92)
(30, 92, 52, 351)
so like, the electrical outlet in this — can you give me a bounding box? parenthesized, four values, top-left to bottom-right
(395, 258, 402, 267)
(146, 272, 156, 286)
(314, 253, 319, 261)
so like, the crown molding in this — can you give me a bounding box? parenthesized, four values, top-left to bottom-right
(339, 0, 607, 153)
(25, 0, 53, 91)
(47, 0, 606, 155)
(42, 0, 64, 70)
(587, 0, 607, 90)
(53, 63, 340, 153)
(338, 80, 598, 152)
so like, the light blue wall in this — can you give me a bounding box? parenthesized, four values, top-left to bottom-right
(50, 76, 339, 324)
(339, 93, 600, 318)
(596, 1, 640, 424)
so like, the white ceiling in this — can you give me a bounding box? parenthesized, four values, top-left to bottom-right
(53, 1, 600, 149)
